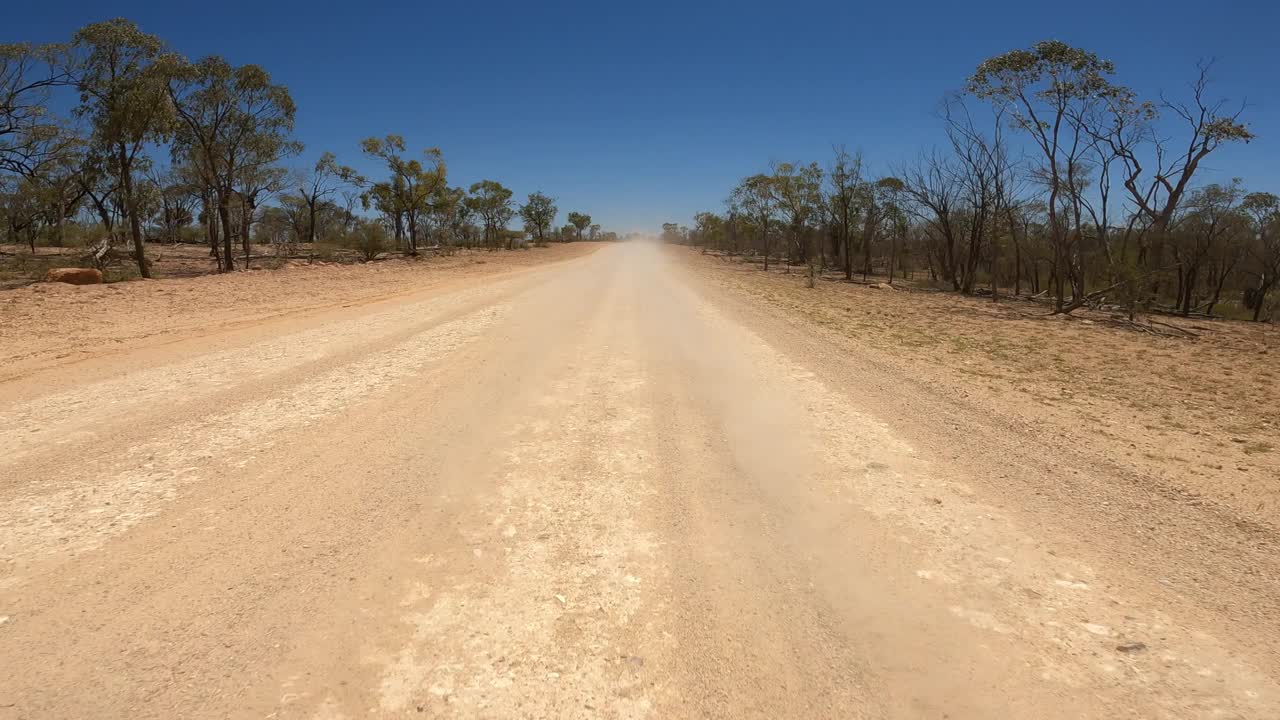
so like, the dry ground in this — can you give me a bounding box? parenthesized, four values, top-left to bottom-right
(682, 249, 1280, 531)
(0, 242, 597, 381)
(1, 241, 1277, 719)
(1, 241, 356, 289)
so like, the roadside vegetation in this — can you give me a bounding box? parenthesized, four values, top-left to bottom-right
(0, 19, 616, 286)
(668, 41, 1277, 327)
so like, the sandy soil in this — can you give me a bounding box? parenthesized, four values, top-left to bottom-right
(681, 250, 1280, 530)
(0, 243, 598, 382)
(0, 241, 1276, 719)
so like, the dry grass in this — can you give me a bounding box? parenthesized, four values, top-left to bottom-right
(680, 248, 1280, 529)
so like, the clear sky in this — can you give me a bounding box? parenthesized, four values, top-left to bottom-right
(11, 0, 1280, 233)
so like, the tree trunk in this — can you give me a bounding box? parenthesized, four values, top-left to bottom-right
(1148, 225, 1168, 299)
(306, 197, 318, 247)
(242, 197, 255, 268)
(1180, 266, 1198, 317)
(205, 194, 220, 264)
(842, 225, 853, 281)
(119, 144, 150, 279)
(1013, 237, 1022, 296)
(888, 232, 897, 284)
(218, 192, 235, 272)
(761, 218, 770, 272)
(1052, 264, 1064, 313)
(1252, 277, 1274, 322)
(990, 247, 999, 303)
(1205, 262, 1234, 316)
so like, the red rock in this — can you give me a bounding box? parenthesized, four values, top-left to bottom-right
(42, 268, 104, 285)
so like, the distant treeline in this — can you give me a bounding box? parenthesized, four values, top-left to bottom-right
(1, 19, 615, 276)
(668, 42, 1277, 322)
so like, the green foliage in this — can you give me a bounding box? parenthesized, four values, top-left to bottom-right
(566, 211, 591, 241)
(70, 18, 176, 276)
(466, 180, 515, 248)
(359, 135, 446, 254)
(1242, 192, 1279, 224)
(345, 219, 388, 262)
(72, 19, 172, 150)
(165, 52, 298, 271)
(0, 42, 74, 177)
(967, 40, 1119, 111)
(772, 162, 823, 227)
(519, 191, 557, 245)
(166, 56, 298, 180)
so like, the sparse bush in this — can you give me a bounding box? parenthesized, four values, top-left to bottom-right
(345, 220, 388, 262)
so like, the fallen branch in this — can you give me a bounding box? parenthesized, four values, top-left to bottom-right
(1145, 318, 1200, 337)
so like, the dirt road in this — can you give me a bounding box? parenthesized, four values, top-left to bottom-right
(1, 242, 1276, 719)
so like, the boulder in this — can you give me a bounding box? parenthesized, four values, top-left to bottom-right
(42, 268, 103, 285)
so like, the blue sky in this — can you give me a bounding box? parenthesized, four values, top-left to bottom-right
(11, 0, 1280, 233)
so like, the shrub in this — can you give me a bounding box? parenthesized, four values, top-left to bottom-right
(346, 220, 388, 262)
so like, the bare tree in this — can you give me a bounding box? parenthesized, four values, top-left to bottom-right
(825, 146, 863, 280)
(1091, 62, 1254, 295)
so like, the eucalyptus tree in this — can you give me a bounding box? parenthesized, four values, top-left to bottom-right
(360, 136, 446, 255)
(295, 151, 358, 245)
(425, 185, 461, 246)
(1, 176, 41, 250)
(73, 146, 122, 236)
(149, 166, 198, 244)
(732, 173, 778, 270)
(29, 147, 86, 248)
(167, 55, 298, 270)
(519, 191, 557, 246)
(1091, 63, 1254, 287)
(466, 180, 515, 248)
(854, 177, 908, 283)
(693, 211, 725, 252)
(235, 163, 288, 255)
(942, 98, 1015, 295)
(567, 211, 591, 242)
(882, 193, 909, 284)
(435, 186, 472, 247)
(771, 161, 823, 282)
(1242, 192, 1280, 321)
(1170, 181, 1245, 316)
(70, 19, 173, 277)
(900, 151, 964, 290)
(361, 177, 403, 247)
(825, 146, 863, 280)
(1, 42, 72, 178)
(968, 41, 1120, 311)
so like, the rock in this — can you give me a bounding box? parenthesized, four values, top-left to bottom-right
(1116, 641, 1148, 653)
(42, 268, 103, 285)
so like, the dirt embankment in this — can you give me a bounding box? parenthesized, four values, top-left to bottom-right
(678, 249, 1280, 533)
(0, 243, 601, 381)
